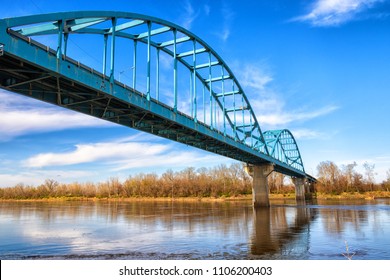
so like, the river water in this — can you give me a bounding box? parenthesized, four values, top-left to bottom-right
(1, 199, 389, 260)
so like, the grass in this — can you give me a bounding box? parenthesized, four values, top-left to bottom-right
(315, 191, 390, 200)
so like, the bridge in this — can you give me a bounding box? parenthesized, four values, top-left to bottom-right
(0, 11, 316, 207)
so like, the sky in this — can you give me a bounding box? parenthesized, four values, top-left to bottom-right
(0, 0, 389, 187)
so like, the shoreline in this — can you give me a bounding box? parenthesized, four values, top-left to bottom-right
(0, 195, 253, 203)
(1, 191, 390, 202)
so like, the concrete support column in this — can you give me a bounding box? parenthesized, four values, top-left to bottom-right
(292, 177, 306, 203)
(304, 181, 314, 200)
(251, 164, 274, 208)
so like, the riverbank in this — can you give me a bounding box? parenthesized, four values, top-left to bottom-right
(0, 194, 252, 202)
(271, 191, 390, 200)
(315, 191, 390, 200)
(1, 191, 390, 202)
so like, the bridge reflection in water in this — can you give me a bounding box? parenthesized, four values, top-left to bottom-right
(250, 205, 317, 258)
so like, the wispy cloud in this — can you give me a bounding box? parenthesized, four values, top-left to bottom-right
(239, 64, 273, 91)
(290, 128, 325, 140)
(258, 105, 339, 127)
(180, 0, 199, 30)
(219, 4, 235, 42)
(23, 140, 168, 168)
(0, 90, 111, 141)
(293, 0, 385, 26)
(23, 137, 224, 170)
(235, 62, 338, 135)
(204, 4, 211, 16)
(218, 28, 231, 42)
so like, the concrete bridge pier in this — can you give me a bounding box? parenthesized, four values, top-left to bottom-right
(292, 177, 316, 203)
(246, 164, 274, 208)
(306, 181, 316, 200)
(292, 177, 306, 203)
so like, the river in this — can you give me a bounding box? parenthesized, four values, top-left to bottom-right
(1, 199, 389, 260)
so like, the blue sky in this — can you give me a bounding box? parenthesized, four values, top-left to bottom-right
(0, 0, 389, 186)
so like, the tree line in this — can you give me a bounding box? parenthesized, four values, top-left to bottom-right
(315, 160, 390, 194)
(0, 161, 389, 200)
(0, 163, 253, 199)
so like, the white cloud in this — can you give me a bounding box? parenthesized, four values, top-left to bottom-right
(290, 129, 324, 140)
(239, 64, 273, 91)
(23, 137, 225, 171)
(0, 90, 111, 141)
(0, 108, 109, 140)
(258, 105, 339, 127)
(24, 140, 169, 168)
(293, 0, 385, 26)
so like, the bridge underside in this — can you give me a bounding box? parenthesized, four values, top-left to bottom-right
(1, 51, 303, 173)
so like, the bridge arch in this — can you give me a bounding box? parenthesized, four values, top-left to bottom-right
(263, 129, 305, 173)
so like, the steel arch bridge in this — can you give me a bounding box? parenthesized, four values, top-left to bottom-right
(0, 11, 315, 181)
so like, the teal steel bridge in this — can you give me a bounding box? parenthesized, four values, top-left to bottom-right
(0, 11, 315, 181)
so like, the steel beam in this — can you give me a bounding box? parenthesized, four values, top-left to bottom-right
(177, 48, 207, 58)
(137, 26, 170, 39)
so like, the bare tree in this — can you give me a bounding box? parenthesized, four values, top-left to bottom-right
(317, 161, 341, 193)
(342, 162, 357, 192)
(385, 169, 390, 191)
(363, 162, 376, 191)
(43, 179, 59, 195)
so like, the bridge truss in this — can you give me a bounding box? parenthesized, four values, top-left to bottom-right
(0, 11, 313, 179)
